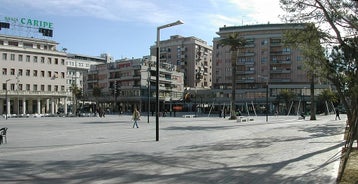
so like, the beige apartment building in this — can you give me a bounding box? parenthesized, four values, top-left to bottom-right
(66, 53, 112, 113)
(212, 23, 331, 114)
(150, 35, 213, 89)
(0, 34, 68, 116)
(84, 56, 184, 114)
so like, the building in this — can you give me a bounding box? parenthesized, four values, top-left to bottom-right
(150, 35, 213, 89)
(212, 23, 331, 114)
(0, 34, 68, 116)
(65, 53, 113, 113)
(84, 56, 184, 114)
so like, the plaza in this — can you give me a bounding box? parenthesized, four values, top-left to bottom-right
(0, 114, 346, 184)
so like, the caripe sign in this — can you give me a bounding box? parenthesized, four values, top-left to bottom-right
(3, 16, 53, 29)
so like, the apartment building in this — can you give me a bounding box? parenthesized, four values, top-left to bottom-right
(212, 23, 330, 114)
(84, 56, 184, 114)
(150, 35, 213, 89)
(66, 53, 112, 113)
(0, 34, 68, 116)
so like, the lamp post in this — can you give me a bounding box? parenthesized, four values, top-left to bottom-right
(156, 20, 184, 141)
(5, 79, 11, 120)
(147, 63, 151, 124)
(259, 75, 269, 122)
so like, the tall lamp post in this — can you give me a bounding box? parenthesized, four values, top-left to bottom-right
(156, 20, 184, 141)
(259, 75, 269, 122)
(5, 79, 11, 120)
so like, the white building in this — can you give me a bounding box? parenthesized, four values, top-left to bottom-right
(0, 34, 68, 116)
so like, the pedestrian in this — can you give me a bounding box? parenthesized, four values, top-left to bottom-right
(335, 108, 341, 120)
(132, 108, 140, 128)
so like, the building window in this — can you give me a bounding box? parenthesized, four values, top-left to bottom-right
(41, 57, 45, 63)
(61, 59, 65, 65)
(26, 69, 30, 76)
(10, 54, 15, 61)
(41, 85, 45, 91)
(18, 69, 23, 76)
(41, 71, 45, 77)
(2, 68, 7, 75)
(48, 85, 51, 91)
(26, 55, 30, 62)
(33, 84, 38, 91)
(33, 70, 38, 77)
(18, 55, 23, 61)
(48, 71, 52, 78)
(33, 56, 38, 62)
(2, 53, 7, 60)
(18, 84, 23, 90)
(55, 58, 58, 65)
(26, 84, 30, 91)
(10, 68, 15, 75)
(54, 85, 58, 91)
(47, 57, 52, 64)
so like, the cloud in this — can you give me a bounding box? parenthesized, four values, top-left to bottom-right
(227, 0, 284, 23)
(1, 0, 177, 24)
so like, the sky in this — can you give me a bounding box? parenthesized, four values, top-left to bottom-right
(0, 0, 285, 60)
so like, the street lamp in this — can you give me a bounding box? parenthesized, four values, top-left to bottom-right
(5, 79, 11, 120)
(156, 20, 184, 141)
(259, 75, 269, 122)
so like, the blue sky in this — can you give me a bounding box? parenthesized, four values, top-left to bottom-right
(1, 0, 284, 60)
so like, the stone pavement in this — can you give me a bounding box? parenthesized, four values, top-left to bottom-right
(0, 114, 346, 184)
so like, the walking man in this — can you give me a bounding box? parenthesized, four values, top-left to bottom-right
(132, 108, 140, 128)
(335, 108, 341, 120)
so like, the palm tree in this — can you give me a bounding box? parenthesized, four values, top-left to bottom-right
(219, 33, 246, 120)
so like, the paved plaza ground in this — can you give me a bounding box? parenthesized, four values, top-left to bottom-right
(0, 113, 346, 184)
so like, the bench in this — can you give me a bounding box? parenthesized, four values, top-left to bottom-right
(237, 117, 254, 122)
(182, 115, 196, 118)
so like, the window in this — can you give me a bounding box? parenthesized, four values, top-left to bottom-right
(55, 58, 58, 65)
(26, 55, 30, 62)
(2, 68, 7, 75)
(18, 55, 23, 61)
(26, 69, 30, 76)
(10, 68, 15, 75)
(41, 57, 45, 63)
(41, 70, 45, 77)
(26, 84, 30, 91)
(33, 84, 38, 91)
(33, 56, 38, 62)
(18, 84, 23, 91)
(41, 85, 45, 91)
(18, 69, 23, 76)
(61, 59, 65, 65)
(33, 70, 38, 77)
(48, 85, 51, 91)
(54, 85, 58, 92)
(47, 57, 52, 64)
(2, 53, 7, 60)
(48, 71, 52, 78)
(10, 54, 15, 61)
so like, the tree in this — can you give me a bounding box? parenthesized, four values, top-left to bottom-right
(92, 86, 102, 111)
(70, 83, 82, 114)
(283, 23, 327, 120)
(277, 89, 296, 114)
(280, 0, 357, 181)
(218, 33, 246, 120)
(317, 88, 339, 115)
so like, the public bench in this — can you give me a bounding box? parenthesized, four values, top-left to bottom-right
(182, 115, 196, 118)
